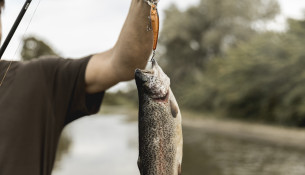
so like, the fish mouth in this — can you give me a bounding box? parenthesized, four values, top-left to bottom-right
(135, 60, 156, 76)
(135, 59, 170, 100)
(135, 69, 151, 83)
(136, 69, 155, 75)
(135, 60, 156, 82)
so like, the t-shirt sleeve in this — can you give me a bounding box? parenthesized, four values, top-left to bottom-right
(40, 55, 104, 125)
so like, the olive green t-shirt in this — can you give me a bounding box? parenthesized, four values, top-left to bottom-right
(0, 56, 104, 175)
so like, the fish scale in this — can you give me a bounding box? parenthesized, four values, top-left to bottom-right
(135, 60, 183, 175)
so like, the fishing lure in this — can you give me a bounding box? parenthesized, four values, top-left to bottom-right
(145, 0, 160, 61)
(150, 4, 159, 51)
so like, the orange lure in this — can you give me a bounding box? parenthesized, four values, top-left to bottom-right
(150, 4, 159, 51)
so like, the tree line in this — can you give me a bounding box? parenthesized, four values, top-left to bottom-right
(21, 0, 305, 127)
(160, 0, 305, 127)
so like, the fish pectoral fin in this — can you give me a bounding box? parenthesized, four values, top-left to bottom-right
(178, 163, 182, 175)
(170, 99, 179, 118)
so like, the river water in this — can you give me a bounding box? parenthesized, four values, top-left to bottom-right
(52, 114, 305, 175)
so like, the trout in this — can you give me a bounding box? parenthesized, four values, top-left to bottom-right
(135, 60, 183, 175)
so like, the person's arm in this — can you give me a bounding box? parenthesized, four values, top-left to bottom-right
(85, 0, 153, 93)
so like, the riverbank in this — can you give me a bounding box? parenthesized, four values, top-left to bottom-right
(183, 112, 305, 151)
(100, 105, 305, 151)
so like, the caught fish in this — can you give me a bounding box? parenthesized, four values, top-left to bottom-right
(135, 60, 183, 175)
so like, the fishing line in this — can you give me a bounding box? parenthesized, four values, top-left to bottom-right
(0, 0, 41, 86)
(11, 0, 42, 60)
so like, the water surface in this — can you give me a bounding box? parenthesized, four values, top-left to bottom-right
(52, 114, 305, 175)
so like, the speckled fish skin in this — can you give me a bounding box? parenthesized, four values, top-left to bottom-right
(135, 60, 183, 175)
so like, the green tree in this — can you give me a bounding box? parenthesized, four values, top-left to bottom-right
(54, 132, 72, 169)
(195, 17, 305, 127)
(159, 0, 280, 105)
(21, 36, 58, 61)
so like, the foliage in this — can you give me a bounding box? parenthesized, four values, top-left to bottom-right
(21, 36, 58, 61)
(18, 2, 305, 130)
(159, 0, 280, 104)
(185, 18, 305, 126)
(54, 133, 72, 168)
(156, 0, 305, 127)
(103, 90, 138, 107)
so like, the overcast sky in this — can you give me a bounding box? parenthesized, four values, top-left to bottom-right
(1, 0, 305, 61)
(2, 0, 305, 60)
(1, 0, 304, 92)
(0, 0, 198, 60)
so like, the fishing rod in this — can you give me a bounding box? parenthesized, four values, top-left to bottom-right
(0, 0, 32, 60)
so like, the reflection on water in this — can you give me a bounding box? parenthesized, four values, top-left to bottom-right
(52, 114, 305, 175)
(182, 127, 305, 175)
(52, 114, 139, 175)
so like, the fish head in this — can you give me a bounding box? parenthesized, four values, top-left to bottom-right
(135, 59, 170, 99)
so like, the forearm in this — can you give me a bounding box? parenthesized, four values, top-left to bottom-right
(86, 0, 154, 93)
(112, 0, 153, 81)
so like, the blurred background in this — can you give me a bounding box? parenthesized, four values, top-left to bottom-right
(3, 0, 305, 174)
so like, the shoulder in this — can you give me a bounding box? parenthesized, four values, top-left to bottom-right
(19, 55, 93, 73)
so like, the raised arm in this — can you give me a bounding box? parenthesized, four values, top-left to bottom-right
(85, 0, 154, 93)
